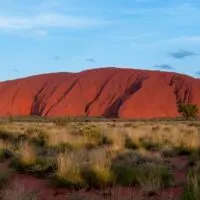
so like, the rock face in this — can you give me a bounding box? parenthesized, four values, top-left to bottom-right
(0, 67, 200, 119)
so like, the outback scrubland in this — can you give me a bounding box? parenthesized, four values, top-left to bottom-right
(0, 117, 200, 200)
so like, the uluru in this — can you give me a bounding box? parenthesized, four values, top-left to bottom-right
(0, 67, 199, 119)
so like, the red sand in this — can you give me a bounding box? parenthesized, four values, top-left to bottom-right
(0, 67, 199, 119)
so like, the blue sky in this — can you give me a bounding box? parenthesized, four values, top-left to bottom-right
(0, 0, 200, 81)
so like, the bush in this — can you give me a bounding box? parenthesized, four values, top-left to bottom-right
(31, 131, 48, 147)
(54, 151, 85, 189)
(99, 136, 113, 146)
(182, 171, 200, 200)
(111, 163, 172, 189)
(81, 166, 114, 188)
(139, 139, 160, 150)
(111, 164, 139, 186)
(11, 156, 56, 177)
(138, 164, 172, 193)
(10, 142, 37, 172)
(178, 102, 199, 120)
(124, 137, 139, 150)
(0, 149, 12, 162)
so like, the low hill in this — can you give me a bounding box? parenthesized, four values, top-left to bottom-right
(0, 67, 199, 119)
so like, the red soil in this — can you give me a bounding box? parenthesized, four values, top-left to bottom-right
(0, 67, 200, 119)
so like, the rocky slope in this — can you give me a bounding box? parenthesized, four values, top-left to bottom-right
(0, 67, 199, 119)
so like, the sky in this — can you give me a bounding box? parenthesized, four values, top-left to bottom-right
(0, 0, 200, 81)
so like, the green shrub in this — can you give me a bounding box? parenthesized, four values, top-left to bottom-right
(54, 174, 85, 189)
(0, 149, 12, 162)
(124, 137, 139, 150)
(31, 131, 48, 147)
(175, 146, 194, 156)
(182, 171, 200, 200)
(138, 163, 172, 193)
(140, 139, 160, 150)
(81, 166, 114, 188)
(178, 102, 199, 120)
(111, 164, 139, 186)
(11, 156, 56, 177)
(111, 163, 172, 188)
(0, 129, 14, 142)
(99, 136, 113, 146)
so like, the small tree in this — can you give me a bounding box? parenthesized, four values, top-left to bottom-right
(177, 101, 199, 120)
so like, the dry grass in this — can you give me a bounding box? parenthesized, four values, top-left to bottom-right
(55, 150, 86, 187)
(1, 120, 200, 198)
(18, 141, 36, 166)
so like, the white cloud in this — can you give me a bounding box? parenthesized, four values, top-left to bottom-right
(0, 13, 109, 30)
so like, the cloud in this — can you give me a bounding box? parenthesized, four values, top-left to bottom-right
(86, 58, 96, 63)
(53, 56, 60, 60)
(0, 13, 109, 30)
(195, 71, 200, 76)
(12, 68, 19, 73)
(49, 56, 60, 60)
(153, 64, 174, 70)
(169, 50, 196, 59)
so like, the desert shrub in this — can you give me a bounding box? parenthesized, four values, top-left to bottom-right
(0, 149, 12, 162)
(112, 163, 172, 189)
(111, 164, 139, 186)
(138, 164, 172, 193)
(152, 126, 160, 131)
(25, 127, 43, 136)
(17, 134, 28, 142)
(81, 148, 115, 188)
(79, 125, 102, 142)
(161, 146, 176, 157)
(54, 143, 74, 152)
(182, 171, 200, 200)
(163, 127, 171, 132)
(139, 139, 160, 150)
(81, 166, 114, 188)
(98, 136, 113, 146)
(10, 142, 37, 172)
(112, 151, 151, 167)
(124, 137, 139, 150)
(54, 151, 85, 188)
(175, 146, 195, 156)
(0, 129, 14, 142)
(31, 131, 48, 147)
(178, 102, 199, 120)
(29, 158, 56, 177)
